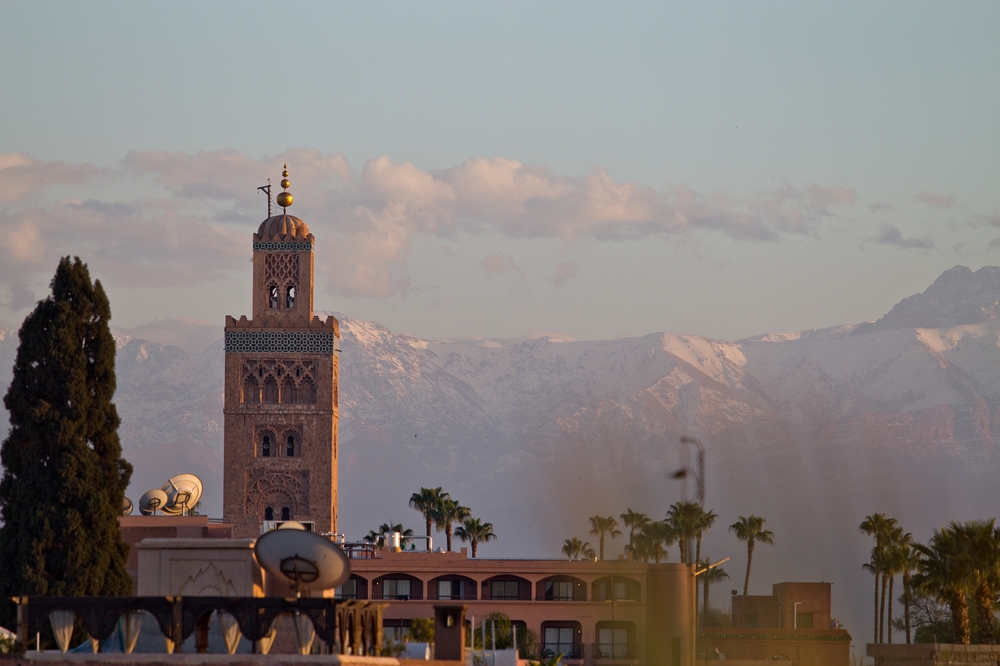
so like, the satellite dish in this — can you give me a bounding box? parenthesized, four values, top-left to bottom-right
(122, 496, 134, 516)
(161, 473, 203, 515)
(278, 521, 307, 531)
(139, 489, 168, 515)
(254, 528, 350, 595)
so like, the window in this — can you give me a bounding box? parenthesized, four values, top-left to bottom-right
(383, 619, 408, 643)
(437, 580, 466, 600)
(491, 580, 520, 600)
(286, 285, 296, 309)
(597, 627, 629, 660)
(281, 507, 290, 521)
(795, 612, 814, 629)
(383, 579, 411, 600)
(544, 627, 576, 658)
(262, 435, 271, 457)
(264, 507, 273, 521)
(263, 378, 278, 403)
(269, 284, 279, 309)
(286, 435, 295, 457)
(282, 377, 296, 403)
(336, 578, 358, 599)
(545, 580, 574, 601)
(593, 577, 639, 601)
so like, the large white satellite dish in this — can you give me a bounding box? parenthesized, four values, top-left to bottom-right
(139, 489, 168, 515)
(122, 496, 134, 516)
(254, 528, 351, 595)
(161, 473, 203, 515)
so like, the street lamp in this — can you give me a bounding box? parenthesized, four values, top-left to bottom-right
(672, 436, 705, 505)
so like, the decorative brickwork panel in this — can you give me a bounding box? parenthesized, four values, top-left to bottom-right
(225, 331, 334, 354)
(244, 470, 310, 516)
(264, 252, 299, 285)
(253, 242, 313, 252)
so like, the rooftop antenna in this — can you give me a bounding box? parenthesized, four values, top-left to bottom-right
(257, 179, 272, 217)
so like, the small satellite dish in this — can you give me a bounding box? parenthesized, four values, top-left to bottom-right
(122, 496, 134, 516)
(161, 473, 203, 515)
(254, 528, 350, 595)
(278, 521, 307, 531)
(139, 489, 169, 515)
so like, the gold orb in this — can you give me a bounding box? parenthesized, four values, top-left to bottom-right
(276, 192, 293, 208)
(282, 169, 289, 178)
(281, 178, 290, 189)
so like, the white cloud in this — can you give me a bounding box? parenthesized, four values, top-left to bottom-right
(914, 191, 956, 209)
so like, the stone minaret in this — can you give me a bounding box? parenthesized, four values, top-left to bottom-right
(223, 166, 340, 538)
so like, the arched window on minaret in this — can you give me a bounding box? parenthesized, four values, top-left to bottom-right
(300, 377, 316, 404)
(243, 377, 259, 404)
(262, 435, 271, 457)
(281, 507, 291, 521)
(282, 377, 297, 403)
(263, 378, 278, 403)
(286, 285, 296, 309)
(269, 284, 280, 309)
(286, 434, 296, 457)
(265, 507, 274, 521)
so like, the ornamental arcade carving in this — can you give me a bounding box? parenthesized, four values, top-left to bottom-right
(222, 170, 340, 538)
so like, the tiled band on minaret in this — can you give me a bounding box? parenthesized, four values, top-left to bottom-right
(223, 168, 340, 538)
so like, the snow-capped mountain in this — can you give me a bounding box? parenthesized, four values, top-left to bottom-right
(3, 265, 1000, 634)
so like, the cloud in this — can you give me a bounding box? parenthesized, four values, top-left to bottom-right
(870, 202, 892, 213)
(0, 150, 861, 300)
(7, 283, 35, 311)
(481, 254, 518, 277)
(551, 260, 577, 287)
(972, 213, 1000, 228)
(869, 223, 935, 250)
(914, 191, 956, 209)
(0, 153, 103, 204)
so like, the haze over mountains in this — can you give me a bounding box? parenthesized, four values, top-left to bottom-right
(3, 265, 1000, 636)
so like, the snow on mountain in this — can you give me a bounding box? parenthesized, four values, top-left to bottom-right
(2, 265, 1000, 634)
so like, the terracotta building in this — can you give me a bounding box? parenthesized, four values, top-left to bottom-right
(343, 548, 697, 666)
(222, 170, 341, 538)
(699, 582, 851, 666)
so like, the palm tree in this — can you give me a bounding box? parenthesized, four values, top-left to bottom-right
(589, 515, 623, 561)
(646, 520, 675, 564)
(860, 513, 899, 643)
(699, 557, 730, 626)
(454, 517, 497, 558)
(364, 522, 413, 548)
(666, 502, 702, 564)
(436, 498, 471, 552)
(729, 515, 774, 595)
(913, 526, 971, 645)
(694, 507, 718, 565)
(561, 537, 596, 560)
(409, 487, 447, 551)
(620, 509, 650, 555)
(897, 536, 920, 644)
(953, 519, 1000, 644)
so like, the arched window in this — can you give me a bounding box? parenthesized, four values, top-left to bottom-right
(262, 435, 271, 457)
(286, 435, 295, 457)
(263, 378, 278, 403)
(300, 378, 316, 404)
(264, 507, 274, 521)
(282, 377, 296, 403)
(243, 377, 259, 404)
(281, 507, 290, 521)
(286, 285, 296, 309)
(269, 284, 279, 309)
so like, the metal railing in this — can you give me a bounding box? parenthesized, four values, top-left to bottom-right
(592, 643, 639, 660)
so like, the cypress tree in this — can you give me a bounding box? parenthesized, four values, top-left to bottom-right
(0, 257, 133, 620)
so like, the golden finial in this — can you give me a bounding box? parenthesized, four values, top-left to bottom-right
(276, 163, 293, 210)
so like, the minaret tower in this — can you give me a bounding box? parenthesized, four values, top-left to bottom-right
(223, 166, 340, 538)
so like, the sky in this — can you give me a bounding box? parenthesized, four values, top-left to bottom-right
(1, 1, 999, 352)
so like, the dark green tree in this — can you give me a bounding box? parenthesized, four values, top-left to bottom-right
(0, 257, 133, 620)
